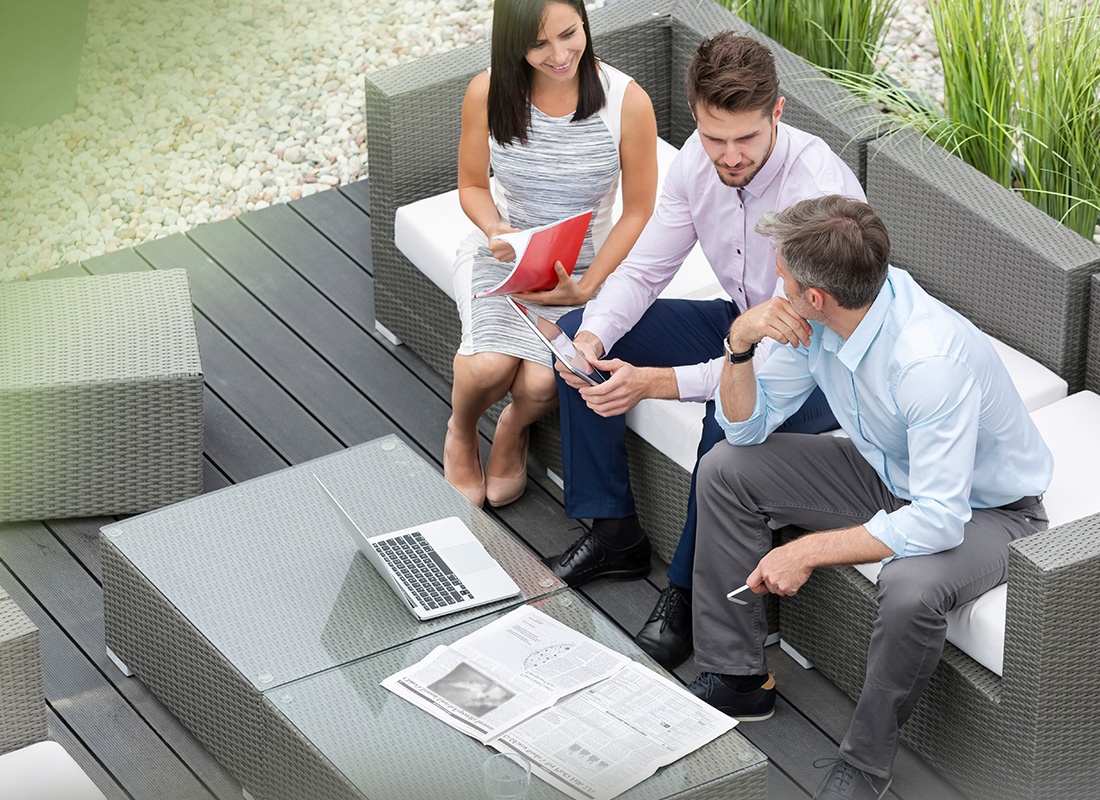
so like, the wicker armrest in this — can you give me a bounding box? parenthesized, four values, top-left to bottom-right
(865, 130, 1100, 390)
(999, 513, 1100, 796)
(1087, 273, 1100, 394)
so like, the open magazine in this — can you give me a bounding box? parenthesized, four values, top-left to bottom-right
(381, 605, 736, 800)
(472, 210, 593, 299)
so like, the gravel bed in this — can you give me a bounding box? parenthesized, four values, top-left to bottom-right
(0, 0, 1020, 282)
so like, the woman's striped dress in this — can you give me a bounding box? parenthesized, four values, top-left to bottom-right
(453, 63, 632, 366)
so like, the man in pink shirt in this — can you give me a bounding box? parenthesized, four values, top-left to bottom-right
(545, 33, 865, 671)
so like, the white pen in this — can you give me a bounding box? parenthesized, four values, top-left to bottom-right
(726, 584, 753, 604)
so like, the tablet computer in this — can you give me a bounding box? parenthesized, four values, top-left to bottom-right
(506, 298, 608, 386)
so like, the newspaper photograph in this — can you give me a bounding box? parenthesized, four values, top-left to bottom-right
(381, 605, 630, 742)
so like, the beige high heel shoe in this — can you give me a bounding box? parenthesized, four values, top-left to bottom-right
(443, 427, 485, 506)
(486, 406, 529, 508)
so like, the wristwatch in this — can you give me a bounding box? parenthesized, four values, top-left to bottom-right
(723, 337, 756, 364)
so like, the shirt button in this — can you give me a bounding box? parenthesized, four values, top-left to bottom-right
(736, 249, 741, 254)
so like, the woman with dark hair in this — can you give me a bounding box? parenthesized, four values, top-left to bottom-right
(445, 0, 658, 507)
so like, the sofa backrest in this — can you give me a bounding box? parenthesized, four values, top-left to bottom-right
(865, 130, 1100, 391)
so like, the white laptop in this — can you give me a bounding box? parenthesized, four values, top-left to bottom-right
(314, 475, 522, 620)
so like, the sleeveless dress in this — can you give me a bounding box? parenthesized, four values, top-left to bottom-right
(453, 62, 632, 366)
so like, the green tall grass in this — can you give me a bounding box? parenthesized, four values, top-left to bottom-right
(1014, 1, 1100, 238)
(821, 0, 1100, 240)
(726, 0, 899, 76)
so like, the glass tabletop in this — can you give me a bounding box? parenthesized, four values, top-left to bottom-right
(267, 592, 766, 800)
(102, 435, 564, 690)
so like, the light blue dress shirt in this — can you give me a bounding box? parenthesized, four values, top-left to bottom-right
(716, 267, 1054, 558)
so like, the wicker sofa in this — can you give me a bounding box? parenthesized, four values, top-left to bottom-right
(365, 1, 1100, 798)
(366, 0, 882, 562)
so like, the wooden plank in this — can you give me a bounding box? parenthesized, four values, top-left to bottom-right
(202, 389, 291, 483)
(187, 218, 438, 447)
(289, 188, 373, 272)
(204, 458, 233, 494)
(192, 313, 345, 466)
(768, 763, 810, 800)
(43, 517, 112, 582)
(48, 708, 129, 800)
(134, 233, 395, 448)
(0, 559, 233, 800)
(237, 202, 373, 329)
(31, 262, 89, 280)
(81, 247, 149, 275)
(339, 179, 370, 215)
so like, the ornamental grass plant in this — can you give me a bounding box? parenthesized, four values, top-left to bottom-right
(726, 0, 899, 75)
(820, 0, 1100, 240)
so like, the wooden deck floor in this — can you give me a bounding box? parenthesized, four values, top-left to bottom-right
(0, 180, 969, 800)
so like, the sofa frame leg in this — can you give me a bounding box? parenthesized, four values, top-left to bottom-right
(780, 637, 814, 669)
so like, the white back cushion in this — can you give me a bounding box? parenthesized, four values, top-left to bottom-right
(854, 390, 1100, 676)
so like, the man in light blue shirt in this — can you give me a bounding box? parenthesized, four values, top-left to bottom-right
(686, 196, 1052, 800)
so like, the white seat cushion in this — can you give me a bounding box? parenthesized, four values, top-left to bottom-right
(853, 390, 1100, 676)
(0, 741, 108, 799)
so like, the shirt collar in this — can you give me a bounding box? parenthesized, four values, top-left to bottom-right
(834, 271, 896, 371)
(741, 122, 789, 199)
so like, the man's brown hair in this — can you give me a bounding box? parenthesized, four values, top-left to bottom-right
(686, 33, 779, 115)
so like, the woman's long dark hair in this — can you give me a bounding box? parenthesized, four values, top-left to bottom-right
(487, 0, 604, 145)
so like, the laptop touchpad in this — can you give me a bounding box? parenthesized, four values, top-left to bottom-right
(445, 541, 496, 574)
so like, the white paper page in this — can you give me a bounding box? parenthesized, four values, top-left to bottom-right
(492, 662, 737, 800)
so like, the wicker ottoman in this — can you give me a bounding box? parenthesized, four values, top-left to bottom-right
(0, 269, 204, 521)
(0, 584, 46, 756)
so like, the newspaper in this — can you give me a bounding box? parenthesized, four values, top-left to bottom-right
(381, 606, 736, 800)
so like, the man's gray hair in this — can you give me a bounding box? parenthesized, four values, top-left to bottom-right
(756, 195, 890, 309)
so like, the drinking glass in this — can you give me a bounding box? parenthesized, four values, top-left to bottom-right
(482, 752, 531, 799)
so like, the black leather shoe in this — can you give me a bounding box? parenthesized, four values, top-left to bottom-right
(811, 759, 892, 800)
(542, 528, 650, 586)
(635, 583, 692, 670)
(687, 672, 776, 722)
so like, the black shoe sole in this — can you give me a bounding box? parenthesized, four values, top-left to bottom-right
(556, 561, 650, 587)
(730, 708, 774, 722)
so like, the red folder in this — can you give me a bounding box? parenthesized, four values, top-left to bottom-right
(472, 209, 593, 299)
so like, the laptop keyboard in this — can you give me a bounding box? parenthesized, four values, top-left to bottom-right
(374, 531, 474, 610)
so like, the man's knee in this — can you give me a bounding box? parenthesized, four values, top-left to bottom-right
(875, 561, 945, 625)
(557, 308, 584, 337)
(697, 442, 756, 502)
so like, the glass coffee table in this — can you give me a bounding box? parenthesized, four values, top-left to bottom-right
(100, 435, 766, 800)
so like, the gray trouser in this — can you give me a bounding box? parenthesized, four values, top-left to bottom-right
(692, 433, 1047, 777)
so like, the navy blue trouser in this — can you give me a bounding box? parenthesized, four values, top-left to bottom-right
(557, 298, 835, 588)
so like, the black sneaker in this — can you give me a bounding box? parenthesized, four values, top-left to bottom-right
(812, 759, 892, 800)
(542, 527, 651, 586)
(687, 672, 776, 721)
(635, 583, 693, 670)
